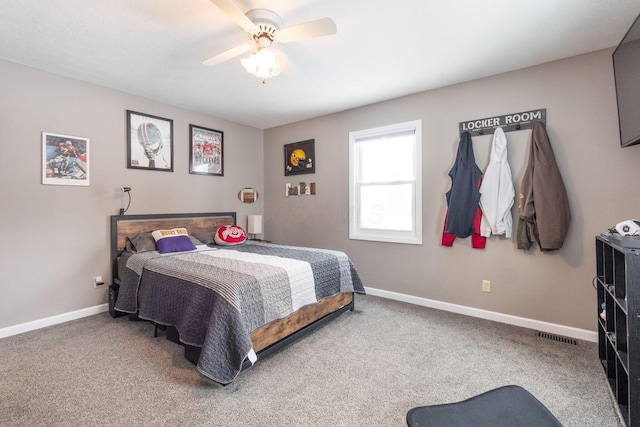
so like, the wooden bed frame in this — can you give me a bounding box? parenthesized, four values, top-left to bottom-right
(110, 212, 355, 375)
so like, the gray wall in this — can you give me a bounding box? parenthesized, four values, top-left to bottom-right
(0, 59, 263, 329)
(263, 49, 640, 332)
(3, 48, 639, 334)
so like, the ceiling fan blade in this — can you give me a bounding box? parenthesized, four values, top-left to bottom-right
(202, 43, 252, 67)
(277, 17, 337, 43)
(210, 0, 256, 33)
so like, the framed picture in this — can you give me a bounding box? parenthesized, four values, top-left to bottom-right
(126, 110, 173, 171)
(189, 124, 223, 176)
(284, 139, 315, 176)
(42, 132, 90, 186)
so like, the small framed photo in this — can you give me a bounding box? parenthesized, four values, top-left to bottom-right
(284, 139, 315, 176)
(189, 124, 223, 176)
(42, 132, 90, 186)
(126, 110, 173, 171)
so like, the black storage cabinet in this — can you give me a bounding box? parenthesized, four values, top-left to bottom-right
(595, 235, 640, 426)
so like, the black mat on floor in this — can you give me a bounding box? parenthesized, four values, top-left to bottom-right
(406, 385, 563, 427)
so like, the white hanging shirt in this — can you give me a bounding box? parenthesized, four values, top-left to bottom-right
(479, 127, 515, 238)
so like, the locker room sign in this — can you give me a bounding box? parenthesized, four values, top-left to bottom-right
(459, 108, 546, 136)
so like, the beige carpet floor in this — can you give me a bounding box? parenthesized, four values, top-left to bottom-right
(0, 295, 622, 426)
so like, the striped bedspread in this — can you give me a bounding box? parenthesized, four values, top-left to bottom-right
(115, 241, 365, 384)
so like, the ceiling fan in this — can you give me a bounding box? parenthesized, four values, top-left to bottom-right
(204, 0, 337, 83)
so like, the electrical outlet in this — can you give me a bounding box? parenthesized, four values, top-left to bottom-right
(94, 276, 105, 288)
(482, 280, 491, 293)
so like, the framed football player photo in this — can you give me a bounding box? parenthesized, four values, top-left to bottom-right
(284, 139, 315, 176)
(189, 124, 223, 176)
(126, 110, 173, 171)
(42, 132, 90, 186)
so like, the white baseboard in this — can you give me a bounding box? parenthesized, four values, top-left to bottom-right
(0, 303, 109, 339)
(364, 287, 598, 343)
(1, 290, 598, 343)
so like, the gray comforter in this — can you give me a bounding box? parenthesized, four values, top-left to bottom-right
(115, 241, 365, 384)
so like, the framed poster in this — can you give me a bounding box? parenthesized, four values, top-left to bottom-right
(42, 132, 90, 186)
(127, 110, 173, 171)
(284, 139, 315, 176)
(189, 124, 223, 176)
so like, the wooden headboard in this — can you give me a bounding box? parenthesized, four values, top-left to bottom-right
(110, 212, 236, 283)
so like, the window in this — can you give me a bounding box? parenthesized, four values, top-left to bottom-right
(349, 120, 422, 244)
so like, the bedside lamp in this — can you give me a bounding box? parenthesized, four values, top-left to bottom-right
(247, 215, 263, 240)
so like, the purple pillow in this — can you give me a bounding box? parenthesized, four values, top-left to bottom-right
(151, 228, 197, 254)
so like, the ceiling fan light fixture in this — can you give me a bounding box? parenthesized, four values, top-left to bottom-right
(206, 3, 336, 83)
(241, 40, 283, 83)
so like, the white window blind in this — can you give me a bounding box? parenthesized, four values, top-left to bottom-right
(349, 120, 422, 244)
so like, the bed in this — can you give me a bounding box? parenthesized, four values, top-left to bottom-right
(110, 212, 365, 384)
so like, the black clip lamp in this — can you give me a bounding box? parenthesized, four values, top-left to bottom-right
(120, 187, 132, 215)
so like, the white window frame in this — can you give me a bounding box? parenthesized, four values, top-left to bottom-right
(349, 120, 422, 245)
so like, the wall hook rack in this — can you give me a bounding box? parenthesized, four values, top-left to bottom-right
(459, 108, 546, 137)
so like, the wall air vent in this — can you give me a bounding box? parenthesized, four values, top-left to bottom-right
(536, 331, 578, 345)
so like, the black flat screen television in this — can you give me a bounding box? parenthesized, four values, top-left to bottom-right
(613, 12, 640, 148)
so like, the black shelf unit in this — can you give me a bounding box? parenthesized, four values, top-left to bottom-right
(596, 235, 640, 426)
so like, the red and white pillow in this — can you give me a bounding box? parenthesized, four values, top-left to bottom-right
(214, 225, 247, 246)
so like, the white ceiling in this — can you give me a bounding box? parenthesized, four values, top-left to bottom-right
(1, 0, 639, 129)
